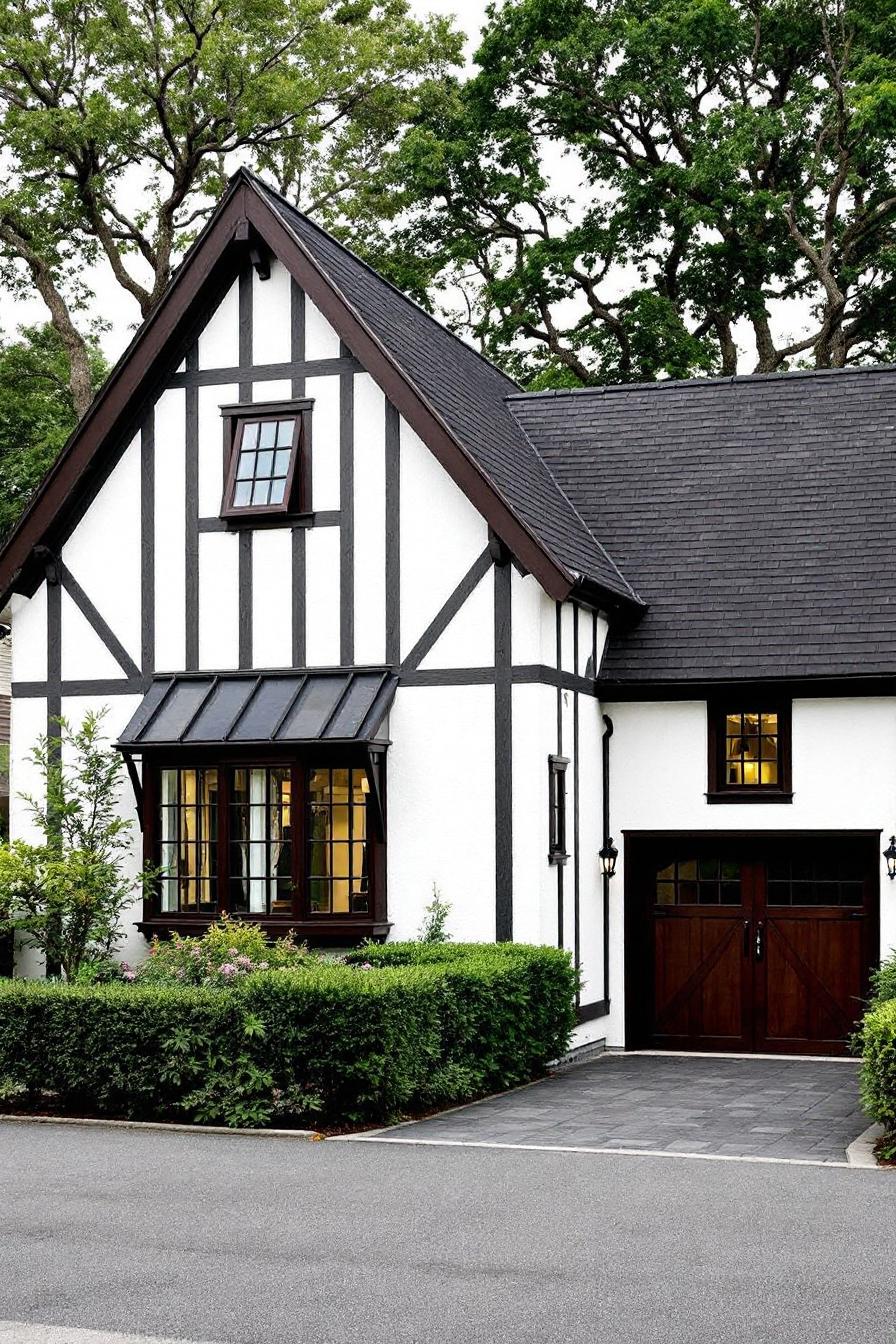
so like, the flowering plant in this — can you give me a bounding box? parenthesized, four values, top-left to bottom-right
(133, 915, 310, 987)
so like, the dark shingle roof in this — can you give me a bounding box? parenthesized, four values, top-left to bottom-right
(508, 368, 896, 683)
(255, 179, 638, 606)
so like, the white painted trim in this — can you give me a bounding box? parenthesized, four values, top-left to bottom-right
(625, 1049, 860, 1064)
(332, 1134, 862, 1169)
(846, 1123, 884, 1168)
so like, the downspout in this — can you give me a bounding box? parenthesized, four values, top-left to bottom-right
(601, 714, 614, 1010)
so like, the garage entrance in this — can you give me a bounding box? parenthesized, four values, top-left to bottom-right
(624, 832, 879, 1056)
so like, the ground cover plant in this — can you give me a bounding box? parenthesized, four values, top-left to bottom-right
(0, 921, 578, 1129)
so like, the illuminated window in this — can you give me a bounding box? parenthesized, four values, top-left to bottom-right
(708, 702, 791, 801)
(159, 768, 219, 912)
(307, 768, 370, 915)
(153, 762, 377, 921)
(229, 767, 293, 915)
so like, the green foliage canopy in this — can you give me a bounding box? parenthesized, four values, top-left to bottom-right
(0, 325, 106, 543)
(376, 0, 896, 385)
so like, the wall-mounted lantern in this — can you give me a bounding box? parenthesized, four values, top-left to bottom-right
(599, 837, 618, 879)
(884, 836, 896, 880)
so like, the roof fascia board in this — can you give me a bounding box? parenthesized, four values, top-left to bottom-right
(241, 183, 576, 603)
(0, 179, 254, 604)
(598, 674, 896, 701)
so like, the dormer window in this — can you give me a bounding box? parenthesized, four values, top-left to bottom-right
(220, 399, 311, 521)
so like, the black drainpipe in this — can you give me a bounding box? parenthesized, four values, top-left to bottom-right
(601, 713, 614, 1009)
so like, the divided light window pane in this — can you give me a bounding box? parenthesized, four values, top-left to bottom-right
(230, 417, 297, 511)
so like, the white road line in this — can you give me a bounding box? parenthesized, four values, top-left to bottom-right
(331, 1133, 866, 1169)
(0, 1325, 217, 1344)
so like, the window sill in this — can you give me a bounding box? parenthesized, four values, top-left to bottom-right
(705, 791, 794, 805)
(221, 510, 316, 531)
(137, 916, 392, 946)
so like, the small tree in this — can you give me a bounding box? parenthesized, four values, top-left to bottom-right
(0, 709, 140, 978)
(417, 884, 451, 944)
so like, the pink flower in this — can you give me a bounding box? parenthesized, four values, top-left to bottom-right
(122, 969, 136, 982)
(219, 963, 237, 977)
(359, 961, 373, 970)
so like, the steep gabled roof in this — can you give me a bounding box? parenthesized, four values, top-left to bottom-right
(254, 178, 638, 608)
(0, 170, 641, 613)
(509, 367, 896, 684)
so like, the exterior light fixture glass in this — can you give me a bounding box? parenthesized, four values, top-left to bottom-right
(599, 837, 618, 878)
(884, 836, 896, 880)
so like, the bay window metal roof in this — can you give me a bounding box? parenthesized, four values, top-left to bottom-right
(118, 669, 397, 750)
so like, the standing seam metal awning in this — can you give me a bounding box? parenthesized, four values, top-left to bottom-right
(117, 669, 397, 750)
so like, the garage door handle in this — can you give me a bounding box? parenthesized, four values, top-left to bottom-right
(743, 920, 750, 957)
(755, 922, 764, 962)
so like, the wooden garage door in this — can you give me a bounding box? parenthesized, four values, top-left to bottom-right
(626, 834, 879, 1056)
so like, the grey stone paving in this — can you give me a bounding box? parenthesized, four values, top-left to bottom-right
(384, 1053, 867, 1162)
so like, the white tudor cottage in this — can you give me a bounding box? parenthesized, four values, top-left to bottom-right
(2, 169, 895, 1055)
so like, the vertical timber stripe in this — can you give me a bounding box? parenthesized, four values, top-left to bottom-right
(573, 605, 581, 1004)
(290, 280, 306, 398)
(184, 344, 199, 670)
(385, 400, 400, 665)
(494, 560, 513, 941)
(556, 601, 563, 950)
(291, 278, 306, 666)
(340, 349, 354, 665)
(238, 269, 253, 667)
(291, 527, 306, 666)
(141, 414, 155, 676)
(238, 533, 252, 669)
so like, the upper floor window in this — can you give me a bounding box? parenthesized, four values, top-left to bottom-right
(707, 700, 792, 802)
(220, 400, 311, 521)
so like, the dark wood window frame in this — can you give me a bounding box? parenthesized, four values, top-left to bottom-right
(220, 398, 313, 525)
(707, 698, 793, 804)
(140, 746, 389, 945)
(548, 754, 569, 864)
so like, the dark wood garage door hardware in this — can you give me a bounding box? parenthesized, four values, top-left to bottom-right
(625, 832, 879, 1056)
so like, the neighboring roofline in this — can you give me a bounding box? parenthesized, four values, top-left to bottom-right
(598, 672, 896, 701)
(0, 168, 640, 611)
(507, 362, 896, 401)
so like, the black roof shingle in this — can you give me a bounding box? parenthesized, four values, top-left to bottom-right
(508, 367, 896, 684)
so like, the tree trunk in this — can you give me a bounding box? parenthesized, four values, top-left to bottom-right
(0, 222, 94, 419)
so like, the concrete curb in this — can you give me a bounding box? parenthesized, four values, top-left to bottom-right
(846, 1123, 884, 1168)
(0, 1113, 319, 1140)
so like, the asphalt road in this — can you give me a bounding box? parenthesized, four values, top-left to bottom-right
(0, 1122, 893, 1344)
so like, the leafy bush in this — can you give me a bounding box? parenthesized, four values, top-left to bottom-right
(134, 915, 310, 987)
(0, 710, 149, 978)
(858, 996, 896, 1161)
(0, 943, 577, 1128)
(868, 949, 896, 1007)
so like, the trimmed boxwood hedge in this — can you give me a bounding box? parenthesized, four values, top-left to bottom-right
(858, 997, 896, 1160)
(0, 943, 577, 1128)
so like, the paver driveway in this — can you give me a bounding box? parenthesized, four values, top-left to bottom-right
(370, 1053, 868, 1163)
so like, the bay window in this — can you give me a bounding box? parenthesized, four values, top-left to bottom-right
(144, 756, 386, 939)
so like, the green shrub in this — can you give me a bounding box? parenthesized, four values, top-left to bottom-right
(868, 949, 896, 1006)
(858, 996, 896, 1161)
(0, 943, 577, 1128)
